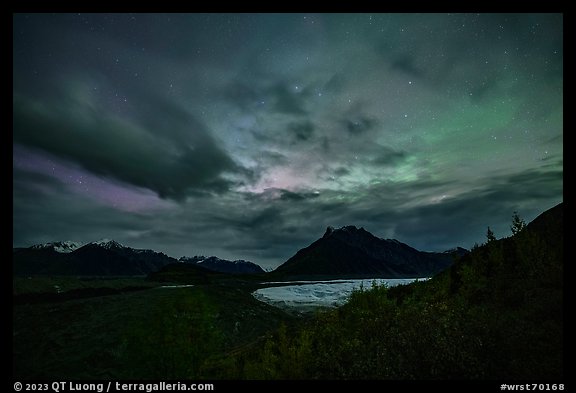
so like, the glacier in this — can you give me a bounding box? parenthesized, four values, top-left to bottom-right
(253, 278, 427, 310)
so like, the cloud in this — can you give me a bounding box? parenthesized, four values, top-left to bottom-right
(13, 167, 67, 199)
(12, 157, 563, 269)
(269, 82, 308, 115)
(288, 121, 315, 142)
(221, 82, 260, 112)
(13, 168, 154, 247)
(324, 73, 346, 93)
(377, 166, 563, 251)
(371, 146, 408, 166)
(250, 188, 321, 202)
(13, 90, 242, 200)
(333, 167, 350, 177)
(390, 54, 424, 78)
(220, 79, 312, 117)
(343, 116, 378, 135)
(260, 151, 289, 165)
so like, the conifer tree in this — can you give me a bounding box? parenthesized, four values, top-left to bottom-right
(486, 226, 496, 243)
(511, 211, 526, 235)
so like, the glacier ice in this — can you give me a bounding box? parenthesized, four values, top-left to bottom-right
(253, 278, 426, 310)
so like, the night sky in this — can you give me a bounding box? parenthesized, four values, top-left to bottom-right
(13, 13, 563, 269)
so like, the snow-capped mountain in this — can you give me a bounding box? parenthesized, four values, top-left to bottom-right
(14, 239, 177, 276)
(88, 239, 125, 250)
(30, 241, 83, 253)
(14, 238, 265, 276)
(179, 255, 265, 274)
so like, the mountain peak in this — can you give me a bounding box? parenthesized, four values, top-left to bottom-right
(89, 239, 125, 249)
(323, 225, 365, 238)
(30, 241, 83, 253)
(443, 247, 470, 257)
(341, 225, 363, 233)
(323, 226, 335, 238)
(275, 225, 455, 279)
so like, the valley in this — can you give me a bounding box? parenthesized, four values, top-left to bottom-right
(12, 203, 563, 380)
(13, 276, 298, 379)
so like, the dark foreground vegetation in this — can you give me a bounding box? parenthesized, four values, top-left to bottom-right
(13, 204, 562, 379)
(221, 204, 562, 379)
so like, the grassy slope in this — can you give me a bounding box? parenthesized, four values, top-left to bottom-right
(13, 276, 156, 295)
(13, 277, 297, 379)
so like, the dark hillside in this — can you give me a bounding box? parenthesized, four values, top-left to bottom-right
(225, 203, 563, 379)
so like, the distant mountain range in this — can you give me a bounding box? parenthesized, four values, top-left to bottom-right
(14, 226, 467, 278)
(271, 225, 468, 279)
(179, 256, 265, 274)
(13, 239, 177, 276)
(13, 239, 265, 276)
(30, 240, 83, 253)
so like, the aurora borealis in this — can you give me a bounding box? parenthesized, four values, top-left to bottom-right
(13, 13, 563, 269)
